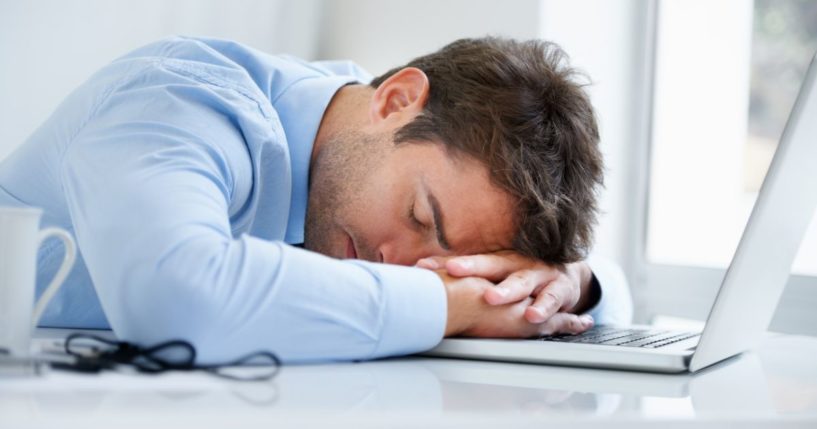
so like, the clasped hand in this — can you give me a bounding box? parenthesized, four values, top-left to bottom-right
(416, 251, 595, 338)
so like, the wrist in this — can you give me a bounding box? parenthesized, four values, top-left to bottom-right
(444, 279, 467, 337)
(441, 273, 480, 337)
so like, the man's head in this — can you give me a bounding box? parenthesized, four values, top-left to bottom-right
(304, 37, 603, 265)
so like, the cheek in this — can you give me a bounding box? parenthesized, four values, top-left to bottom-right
(347, 178, 411, 244)
(349, 190, 401, 239)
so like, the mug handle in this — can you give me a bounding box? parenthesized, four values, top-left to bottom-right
(31, 227, 76, 328)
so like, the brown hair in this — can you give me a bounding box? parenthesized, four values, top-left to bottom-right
(370, 37, 603, 264)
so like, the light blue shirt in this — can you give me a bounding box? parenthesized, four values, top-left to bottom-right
(0, 37, 629, 363)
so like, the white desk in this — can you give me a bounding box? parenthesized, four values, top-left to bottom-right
(1, 331, 815, 428)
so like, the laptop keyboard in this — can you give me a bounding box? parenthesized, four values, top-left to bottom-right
(540, 325, 700, 348)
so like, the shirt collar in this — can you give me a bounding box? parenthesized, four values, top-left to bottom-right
(273, 75, 360, 244)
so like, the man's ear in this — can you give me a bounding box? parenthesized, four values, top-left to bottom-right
(369, 67, 430, 125)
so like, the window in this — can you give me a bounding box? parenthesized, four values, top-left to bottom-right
(648, 0, 817, 274)
(640, 0, 817, 333)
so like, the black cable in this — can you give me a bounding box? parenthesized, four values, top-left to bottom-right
(55, 333, 280, 381)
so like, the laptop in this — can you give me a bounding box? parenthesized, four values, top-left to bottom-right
(423, 52, 817, 374)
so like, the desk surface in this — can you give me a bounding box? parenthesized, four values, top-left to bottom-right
(1, 330, 816, 428)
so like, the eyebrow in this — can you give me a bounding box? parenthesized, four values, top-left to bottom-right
(426, 188, 452, 251)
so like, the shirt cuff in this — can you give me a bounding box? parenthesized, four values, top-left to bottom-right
(354, 263, 447, 359)
(586, 256, 634, 325)
(577, 271, 602, 315)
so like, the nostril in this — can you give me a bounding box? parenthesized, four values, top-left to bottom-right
(378, 250, 384, 263)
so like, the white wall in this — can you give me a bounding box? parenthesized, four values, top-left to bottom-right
(317, 0, 540, 76)
(0, 0, 322, 161)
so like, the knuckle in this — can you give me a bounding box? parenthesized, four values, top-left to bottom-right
(541, 291, 561, 309)
(508, 272, 526, 282)
(518, 269, 540, 279)
(507, 273, 530, 288)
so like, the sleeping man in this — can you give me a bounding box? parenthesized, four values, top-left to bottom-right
(0, 36, 631, 362)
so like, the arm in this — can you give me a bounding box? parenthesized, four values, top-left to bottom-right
(60, 65, 446, 363)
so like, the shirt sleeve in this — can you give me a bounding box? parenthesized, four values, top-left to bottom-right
(59, 62, 447, 364)
(585, 256, 634, 325)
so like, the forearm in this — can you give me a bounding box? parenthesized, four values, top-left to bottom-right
(107, 238, 448, 363)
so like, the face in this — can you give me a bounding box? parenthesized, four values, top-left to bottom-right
(304, 130, 517, 265)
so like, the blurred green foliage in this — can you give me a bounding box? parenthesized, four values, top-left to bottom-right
(749, 0, 817, 139)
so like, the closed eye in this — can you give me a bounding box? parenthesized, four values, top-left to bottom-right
(409, 201, 425, 229)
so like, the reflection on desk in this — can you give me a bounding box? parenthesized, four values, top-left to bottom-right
(0, 331, 815, 428)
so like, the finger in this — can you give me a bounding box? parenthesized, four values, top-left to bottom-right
(414, 256, 450, 270)
(483, 268, 561, 306)
(445, 252, 542, 281)
(537, 313, 594, 336)
(524, 279, 576, 323)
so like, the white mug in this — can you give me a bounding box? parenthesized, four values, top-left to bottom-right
(0, 207, 76, 356)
